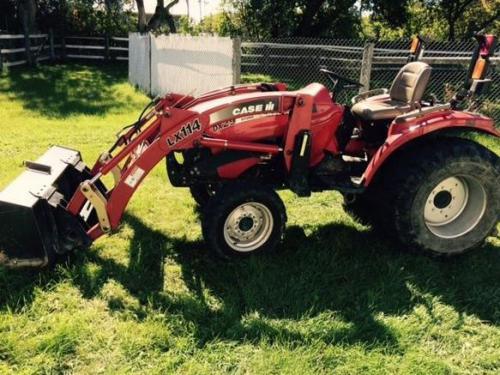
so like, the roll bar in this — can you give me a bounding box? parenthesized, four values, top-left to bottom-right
(408, 35, 427, 62)
(451, 33, 497, 109)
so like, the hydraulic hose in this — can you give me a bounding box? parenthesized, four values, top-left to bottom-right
(108, 97, 161, 154)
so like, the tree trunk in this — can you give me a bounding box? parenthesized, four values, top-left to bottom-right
(294, 0, 326, 36)
(444, 0, 476, 41)
(448, 17, 456, 41)
(166, 14, 177, 33)
(270, 3, 281, 37)
(147, 0, 179, 33)
(136, 0, 147, 32)
(19, 0, 37, 66)
(19, 0, 37, 33)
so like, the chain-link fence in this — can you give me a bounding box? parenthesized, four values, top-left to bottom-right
(241, 38, 500, 122)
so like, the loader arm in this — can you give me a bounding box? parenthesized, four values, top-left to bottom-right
(68, 92, 292, 241)
(67, 105, 203, 240)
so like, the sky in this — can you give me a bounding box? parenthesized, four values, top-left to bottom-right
(136, 0, 222, 22)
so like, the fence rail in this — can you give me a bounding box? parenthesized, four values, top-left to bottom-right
(0, 33, 128, 68)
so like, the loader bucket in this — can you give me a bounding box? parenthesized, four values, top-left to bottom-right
(0, 146, 96, 268)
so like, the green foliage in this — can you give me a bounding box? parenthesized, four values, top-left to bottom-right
(361, 0, 500, 41)
(221, 0, 361, 39)
(224, 0, 498, 40)
(0, 0, 17, 32)
(361, 0, 410, 27)
(4, 0, 137, 35)
(177, 12, 240, 36)
(3, 0, 499, 40)
(59, 0, 137, 35)
(0, 64, 499, 374)
(198, 12, 233, 35)
(441, 0, 500, 39)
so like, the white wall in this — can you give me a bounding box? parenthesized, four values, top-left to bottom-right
(150, 34, 236, 97)
(129, 34, 239, 97)
(128, 33, 151, 93)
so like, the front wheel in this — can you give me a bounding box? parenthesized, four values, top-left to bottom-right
(202, 183, 286, 258)
(189, 183, 219, 207)
(389, 138, 499, 256)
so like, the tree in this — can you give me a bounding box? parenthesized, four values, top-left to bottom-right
(147, 0, 179, 32)
(296, 0, 361, 37)
(17, 0, 37, 65)
(19, 0, 37, 34)
(0, 0, 18, 32)
(223, 0, 360, 39)
(135, 0, 147, 32)
(420, 0, 499, 40)
(462, 0, 500, 37)
(436, 0, 476, 40)
(361, 0, 410, 28)
(360, 0, 499, 41)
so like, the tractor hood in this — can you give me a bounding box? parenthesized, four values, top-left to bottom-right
(188, 91, 289, 118)
(186, 83, 333, 133)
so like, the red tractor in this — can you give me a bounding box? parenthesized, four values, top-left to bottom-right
(0, 35, 498, 267)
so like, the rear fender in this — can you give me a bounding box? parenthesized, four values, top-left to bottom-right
(362, 110, 499, 186)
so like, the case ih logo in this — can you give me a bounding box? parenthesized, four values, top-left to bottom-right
(210, 98, 281, 125)
(232, 101, 276, 116)
(167, 119, 201, 147)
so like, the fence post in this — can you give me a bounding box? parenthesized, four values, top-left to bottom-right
(61, 35, 66, 61)
(232, 37, 241, 85)
(263, 45, 270, 75)
(24, 30, 33, 66)
(104, 33, 110, 61)
(48, 28, 55, 62)
(359, 42, 374, 93)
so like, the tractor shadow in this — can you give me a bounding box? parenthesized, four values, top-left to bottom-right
(0, 63, 137, 118)
(1, 213, 498, 350)
(171, 222, 500, 348)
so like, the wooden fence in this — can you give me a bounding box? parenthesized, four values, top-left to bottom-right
(0, 33, 128, 69)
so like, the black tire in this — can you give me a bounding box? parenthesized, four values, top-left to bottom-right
(202, 183, 287, 258)
(342, 192, 377, 227)
(380, 137, 499, 256)
(189, 183, 219, 207)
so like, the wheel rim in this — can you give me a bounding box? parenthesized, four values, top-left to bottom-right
(206, 184, 217, 197)
(223, 202, 274, 252)
(424, 176, 487, 239)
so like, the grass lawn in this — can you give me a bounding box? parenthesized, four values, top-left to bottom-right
(0, 64, 499, 374)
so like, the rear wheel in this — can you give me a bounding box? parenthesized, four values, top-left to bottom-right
(385, 138, 499, 256)
(342, 192, 377, 227)
(202, 183, 286, 258)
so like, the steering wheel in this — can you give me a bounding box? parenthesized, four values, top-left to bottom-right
(320, 68, 363, 93)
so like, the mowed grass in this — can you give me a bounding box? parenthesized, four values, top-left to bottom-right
(0, 64, 499, 374)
